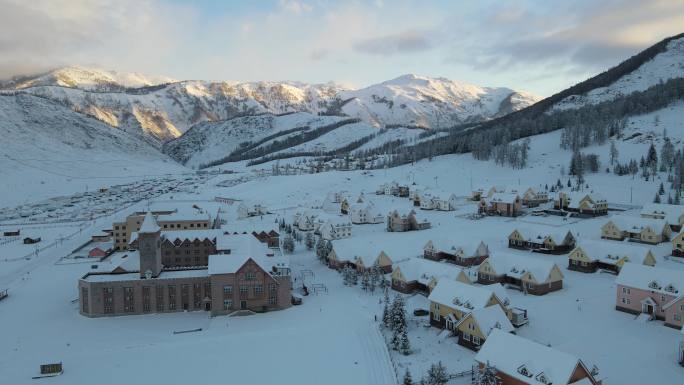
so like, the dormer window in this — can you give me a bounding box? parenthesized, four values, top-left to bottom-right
(648, 280, 660, 290)
(517, 365, 533, 377)
(535, 372, 551, 384)
(664, 284, 678, 293)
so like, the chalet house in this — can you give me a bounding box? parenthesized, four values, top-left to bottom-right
(320, 219, 352, 240)
(508, 228, 576, 254)
(641, 203, 684, 232)
(386, 210, 431, 232)
(237, 203, 267, 219)
(471, 186, 501, 201)
(601, 215, 671, 245)
(615, 263, 684, 329)
(293, 212, 316, 231)
(325, 246, 393, 273)
(423, 239, 489, 266)
(672, 231, 684, 257)
(428, 279, 508, 330)
(349, 203, 384, 224)
(474, 329, 603, 385)
(391, 258, 471, 294)
(419, 190, 458, 211)
(23, 237, 41, 244)
(554, 192, 608, 216)
(3, 230, 20, 236)
(479, 193, 522, 217)
(568, 240, 656, 274)
(503, 185, 548, 207)
(380, 181, 399, 196)
(453, 305, 514, 351)
(478, 253, 564, 295)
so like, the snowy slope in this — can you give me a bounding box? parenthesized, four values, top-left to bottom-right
(3, 69, 538, 143)
(0, 93, 186, 205)
(553, 35, 684, 111)
(162, 113, 349, 168)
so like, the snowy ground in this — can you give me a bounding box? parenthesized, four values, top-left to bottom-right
(2, 121, 684, 384)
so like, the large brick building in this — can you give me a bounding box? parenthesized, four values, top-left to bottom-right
(79, 213, 291, 317)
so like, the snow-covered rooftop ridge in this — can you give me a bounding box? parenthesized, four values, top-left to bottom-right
(139, 212, 160, 233)
(475, 329, 585, 385)
(427, 279, 497, 312)
(576, 239, 653, 260)
(486, 252, 559, 282)
(640, 203, 684, 223)
(608, 214, 669, 230)
(459, 305, 514, 336)
(615, 263, 684, 295)
(488, 192, 519, 203)
(394, 258, 464, 284)
(512, 227, 573, 242)
(208, 255, 263, 275)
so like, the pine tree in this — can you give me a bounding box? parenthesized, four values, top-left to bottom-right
(382, 287, 391, 328)
(282, 234, 295, 254)
(403, 369, 414, 385)
(610, 141, 619, 165)
(474, 361, 502, 385)
(659, 182, 665, 195)
(400, 326, 411, 355)
(361, 271, 370, 292)
(654, 192, 661, 203)
(425, 362, 448, 385)
(676, 193, 681, 205)
(305, 232, 314, 250)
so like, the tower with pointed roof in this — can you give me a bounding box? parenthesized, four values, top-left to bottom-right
(138, 212, 162, 278)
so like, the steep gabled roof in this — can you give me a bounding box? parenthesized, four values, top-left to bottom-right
(615, 263, 684, 296)
(139, 212, 160, 233)
(428, 280, 498, 313)
(475, 329, 588, 385)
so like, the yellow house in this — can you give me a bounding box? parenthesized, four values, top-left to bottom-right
(568, 240, 657, 273)
(427, 279, 507, 330)
(601, 215, 671, 244)
(340, 198, 350, 214)
(453, 305, 514, 351)
(477, 254, 564, 295)
(508, 228, 575, 254)
(390, 258, 469, 294)
(672, 231, 684, 257)
(353, 250, 393, 273)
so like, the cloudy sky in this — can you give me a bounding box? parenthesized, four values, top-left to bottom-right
(1, 0, 683, 96)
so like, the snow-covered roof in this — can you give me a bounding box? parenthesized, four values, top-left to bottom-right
(83, 268, 208, 283)
(426, 239, 489, 257)
(615, 263, 684, 296)
(512, 227, 573, 244)
(608, 214, 669, 232)
(475, 329, 586, 385)
(574, 239, 653, 263)
(332, 236, 416, 265)
(458, 305, 514, 336)
(139, 212, 160, 233)
(488, 192, 519, 204)
(394, 258, 464, 285)
(209, 255, 264, 275)
(564, 192, 607, 209)
(485, 253, 560, 283)
(216, 234, 272, 257)
(428, 280, 497, 313)
(130, 229, 224, 244)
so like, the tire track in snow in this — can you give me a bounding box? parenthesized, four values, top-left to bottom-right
(356, 324, 397, 385)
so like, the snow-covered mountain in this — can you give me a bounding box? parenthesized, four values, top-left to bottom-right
(0, 66, 176, 91)
(1, 68, 539, 144)
(0, 92, 185, 202)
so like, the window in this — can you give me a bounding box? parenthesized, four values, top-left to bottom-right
(462, 332, 471, 341)
(168, 285, 177, 310)
(123, 287, 135, 313)
(269, 283, 276, 292)
(240, 285, 248, 298)
(156, 286, 164, 312)
(142, 286, 151, 312)
(472, 336, 480, 345)
(223, 299, 233, 310)
(268, 296, 277, 305)
(246, 272, 256, 280)
(674, 313, 682, 322)
(517, 365, 532, 378)
(254, 285, 263, 295)
(223, 285, 233, 295)
(432, 304, 440, 321)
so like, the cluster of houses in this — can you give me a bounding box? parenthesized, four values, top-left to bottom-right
(386, 210, 431, 232)
(293, 211, 353, 240)
(474, 185, 550, 217)
(553, 192, 608, 216)
(237, 203, 268, 219)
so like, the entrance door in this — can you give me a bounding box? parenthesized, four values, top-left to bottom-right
(646, 304, 654, 314)
(240, 300, 247, 310)
(205, 302, 211, 311)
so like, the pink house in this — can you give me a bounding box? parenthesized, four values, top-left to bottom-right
(615, 263, 684, 329)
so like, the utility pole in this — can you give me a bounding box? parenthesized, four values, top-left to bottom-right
(630, 187, 633, 204)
